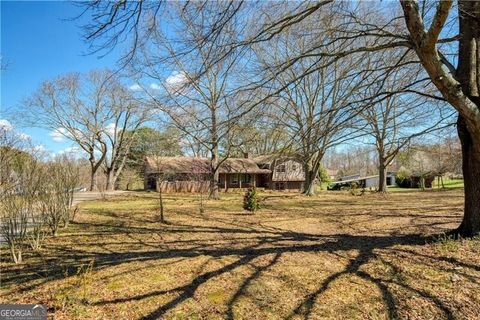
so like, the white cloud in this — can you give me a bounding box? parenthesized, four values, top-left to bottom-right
(149, 83, 161, 90)
(104, 123, 117, 136)
(50, 128, 66, 142)
(129, 83, 142, 91)
(33, 145, 45, 153)
(0, 119, 13, 131)
(18, 132, 30, 140)
(59, 146, 80, 155)
(165, 71, 188, 94)
(56, 146, 85, 160)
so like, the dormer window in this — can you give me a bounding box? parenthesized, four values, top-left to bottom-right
(277, 164, 286, 173)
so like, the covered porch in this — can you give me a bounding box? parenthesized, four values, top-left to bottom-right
(218, 173, 270, 191)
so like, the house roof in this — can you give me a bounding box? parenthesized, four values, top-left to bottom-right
(253, 154, 301, 165)
(326, 169, 338, 177)
(145, 156, 271, 175)
(331, 173, 395, 185)
(220, 158, 271, 174)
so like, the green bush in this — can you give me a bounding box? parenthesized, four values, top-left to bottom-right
(243, 187, 260, 212)
(395, 166, 411, 187)
(318, 166, 332, 187)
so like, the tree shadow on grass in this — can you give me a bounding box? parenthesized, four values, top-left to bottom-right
(2, 217, 472, 319)
(87, 231, 429, 319)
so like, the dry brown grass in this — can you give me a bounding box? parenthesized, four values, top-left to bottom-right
(1, 189, 479, 320)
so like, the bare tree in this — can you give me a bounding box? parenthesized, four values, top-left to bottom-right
(0, 127, 45, 262)
(79, 0, 480, 235)
(24, 70, 120, 191)
(39, 157, 79, 236)
(131, 1, 252, 200)
(256, 20, 371, 195)
(118, 167, 142, 191)
(0, 122, 27, 199)
(357, 56, 454, 192)
(419, 135, 462, 188)
(144, 129, 176, 223)
(55, 155, 81, 227)
(258, 0, 480, 234)
(398, 0, 480, 236)
(103, 85, 148, 190)
(188, 162, 211, 214)
(254, 0, 479, 234)
(148, 156, 168, 224)
(325, 145, 378, 178)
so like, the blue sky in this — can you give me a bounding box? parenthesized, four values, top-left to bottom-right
(1, 1, 122, 153)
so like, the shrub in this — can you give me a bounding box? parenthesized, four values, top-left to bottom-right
(395, 166, 411, 187)
(349, 181, 360, 196)
(243, 187, 260, 212)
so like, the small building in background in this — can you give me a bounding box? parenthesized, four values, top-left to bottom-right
(328, 172, 396, 190)
(326, 169, 339, 181)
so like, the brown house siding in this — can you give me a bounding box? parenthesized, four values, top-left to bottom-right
(269, 181, 304, 191)
(157, 181, 210, 193)
(144, 155, 306, 193)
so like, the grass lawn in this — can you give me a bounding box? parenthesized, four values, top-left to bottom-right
(388, 177, 465, 192)
(1, 189, 479, 319)
(432, 178, 465, 189)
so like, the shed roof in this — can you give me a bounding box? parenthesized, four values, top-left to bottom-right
(331, 173, 395, 185)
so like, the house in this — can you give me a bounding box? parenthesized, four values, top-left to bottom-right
(144, 154, 305, 192)
(326, 168, 338, 181)
(254, 155, 305, 190)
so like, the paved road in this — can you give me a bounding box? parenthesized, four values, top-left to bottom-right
(72, 190, 132, 205)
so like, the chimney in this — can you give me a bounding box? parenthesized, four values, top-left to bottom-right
(243, 152, 251, 159)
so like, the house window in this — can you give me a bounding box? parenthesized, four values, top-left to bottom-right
(292, 164, 297, 171)
(242, 174, 251, 183)
(277, 164, 286, 173)
(232, 174, 239, 184)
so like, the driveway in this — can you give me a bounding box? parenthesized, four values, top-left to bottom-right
(0, 191, 133, 244)
(72, 190, 132, 205)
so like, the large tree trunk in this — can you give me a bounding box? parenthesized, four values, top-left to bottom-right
(158, 179, 165, 223)
(112, 156, 129, 191)
(209, 103, 220, 200)
(454, 1, 480, 237)
(378, 160, 387, 193)
(456, 116, 480, 237)
(401, 0, 480, 236)
(209, 148, 220, 200)
(88, 147, 106, 191)
(10, 245, 22, 264)
(89, 161, 96, 191)
(303, 159, 322, 196)
(105, 168, 115, 191)
(303, 164, 316, 196)
(211, 169, 220, 199)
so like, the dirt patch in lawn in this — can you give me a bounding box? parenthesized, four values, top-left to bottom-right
(1, 189, 479, 319)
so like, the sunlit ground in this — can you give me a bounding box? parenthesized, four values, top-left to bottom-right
(1, 189, 479, 320)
